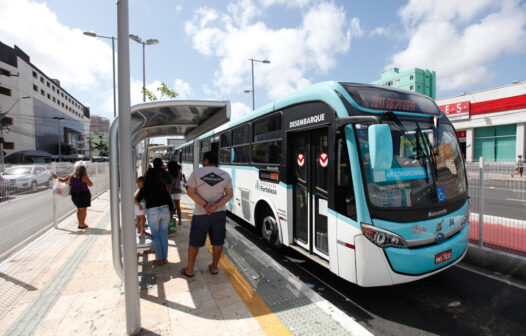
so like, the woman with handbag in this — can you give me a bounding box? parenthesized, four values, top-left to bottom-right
(52, 164, 93, 229)
(167, 160, 183, 226)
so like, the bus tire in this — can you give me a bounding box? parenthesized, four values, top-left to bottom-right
(260, 211, 281, 249)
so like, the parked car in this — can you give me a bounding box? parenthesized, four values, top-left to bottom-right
(0, 175, 16, 198)
(53, 162, 75, 177)
(1, 165, 52, 191)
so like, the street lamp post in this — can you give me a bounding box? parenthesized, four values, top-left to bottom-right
(244, 58, 270, 110)
(84, 31, 118, 118)
(0, 96, 31, 170)
(53, 117, 65, 162)
(128, 34, 159, 102)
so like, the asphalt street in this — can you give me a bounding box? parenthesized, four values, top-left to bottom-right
(0, 174, 108, 257)
(227, 216, 526, 336)
(468, 179, 525, 220)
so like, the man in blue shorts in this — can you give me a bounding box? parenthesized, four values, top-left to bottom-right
(181, 151, 233, 277)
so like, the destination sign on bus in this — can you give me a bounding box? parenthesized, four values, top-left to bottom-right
(370, 97, 416, 112)
(341, 84, 440, 115)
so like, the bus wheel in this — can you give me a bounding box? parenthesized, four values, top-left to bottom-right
(261, 212, 281, 249)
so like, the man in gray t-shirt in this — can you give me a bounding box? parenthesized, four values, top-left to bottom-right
(181, 151, 233, 277)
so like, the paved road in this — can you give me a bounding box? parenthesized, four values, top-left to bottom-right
(227, 217, 526, 336)
(469, 179, 525, 220)
(0, 174, 108, 257)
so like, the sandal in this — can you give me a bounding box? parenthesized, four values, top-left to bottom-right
(181, 267, 194, 277)
(78, 225, 88, 229)
(208, 265, 219, 275)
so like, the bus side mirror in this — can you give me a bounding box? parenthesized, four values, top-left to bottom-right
(369, 124, 393, 170)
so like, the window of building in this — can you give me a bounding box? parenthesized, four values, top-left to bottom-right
(33, 71, 37, 78)
(61, 92, 64, 98)
(57, 99, 60, 105)
(395, 79, 400, 84)
(53, 97, 56, 102)
(474, 125, 516, 162)
(47, 93, 51, 99)
(62, 102, 65, 107)
(33, 84, 38, 92)
(40, 77, 44, 83)
(52, 86, 55, 92)
(40, 89, 45, 96)
(0, 86, 12, 96)
(0, 68, 10, 76)
(410, 85, 414, 90)
(47, 81, 50, 88)
(410, 75, 414, 80)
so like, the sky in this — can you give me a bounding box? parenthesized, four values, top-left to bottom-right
(1, 0, 525, 143)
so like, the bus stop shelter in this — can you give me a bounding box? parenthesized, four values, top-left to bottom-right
(109, 100, 230, 333)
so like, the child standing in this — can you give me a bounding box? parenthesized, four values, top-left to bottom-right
(134, 176, 147, 236)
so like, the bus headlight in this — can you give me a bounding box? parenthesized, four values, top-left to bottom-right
(361, 223, 407, 248)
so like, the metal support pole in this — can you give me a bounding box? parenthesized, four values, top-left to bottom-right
(112, 37, 117, 118)
(250, 59, 255, 110)
(117, 0, 141, 334)
(478, 157, 484, 247)
(142, 43, 146, 102)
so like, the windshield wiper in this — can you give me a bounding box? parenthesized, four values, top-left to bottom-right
(384, 111, 430, 181)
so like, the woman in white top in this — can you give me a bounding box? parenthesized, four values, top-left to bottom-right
(167, 160, 183, 225)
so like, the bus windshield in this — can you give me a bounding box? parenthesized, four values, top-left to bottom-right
(356, 118, 467, 211)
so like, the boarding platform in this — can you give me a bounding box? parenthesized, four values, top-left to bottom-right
(0, 192, 371, 335)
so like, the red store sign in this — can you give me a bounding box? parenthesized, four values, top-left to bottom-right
(439, 101, 470, 120)
(456, 130, 466, 138)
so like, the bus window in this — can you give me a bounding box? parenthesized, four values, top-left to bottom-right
(335, 133, 356, 220)
(252, 141, 282, 164)
(253, 114, 281, 141)
(232, 125, 249, 145)
(232, 146, 249, 163)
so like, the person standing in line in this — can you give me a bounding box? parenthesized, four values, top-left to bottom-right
(136, 168, 174, 265)
(134, 176, 147, 236)
(181, 151, 233, 277)
(167, 160, 183, 226)
(152, 158, 172, 191)
(52, 164, 93, 229)
(511, 154, 524, 178)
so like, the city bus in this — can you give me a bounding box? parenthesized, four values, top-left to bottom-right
(176, 81, 469, 287)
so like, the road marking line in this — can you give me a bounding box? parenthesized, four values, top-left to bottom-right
(179, 202, 291, 336)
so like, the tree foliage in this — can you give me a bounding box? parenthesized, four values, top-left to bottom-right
(142, 82, 178, 101)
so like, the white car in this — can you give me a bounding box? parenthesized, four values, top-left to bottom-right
(1, 165, 52, 191)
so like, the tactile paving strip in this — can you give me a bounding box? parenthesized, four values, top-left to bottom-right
(223, 231, 352, 336)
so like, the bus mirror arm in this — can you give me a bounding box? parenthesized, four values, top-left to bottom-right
(337, 116, 383, 127)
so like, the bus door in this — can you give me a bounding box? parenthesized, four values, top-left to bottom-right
(291, 128, 329, 259)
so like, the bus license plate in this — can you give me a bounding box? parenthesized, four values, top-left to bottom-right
(435, 249, 452, 265)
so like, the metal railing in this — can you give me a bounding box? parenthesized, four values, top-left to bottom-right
(466, 158, 526, 257)
(0, 161, 110, 259)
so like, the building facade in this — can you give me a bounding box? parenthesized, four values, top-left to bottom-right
(372, 67, 437, 99)
(436, 82, 526, 162)
(0, 42, 89, 158)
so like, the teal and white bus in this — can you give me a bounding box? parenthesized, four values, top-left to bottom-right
(177, 81, 469, 287)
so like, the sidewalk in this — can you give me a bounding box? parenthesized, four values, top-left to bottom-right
(0, 192, 370, 336)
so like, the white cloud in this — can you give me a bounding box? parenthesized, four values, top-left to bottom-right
(230, 102, 252, 121)
(390, 0, 526, 91)
(173, 78, 194, 99)
(0, 0, 112, 91)
(185, 0, 358, 101)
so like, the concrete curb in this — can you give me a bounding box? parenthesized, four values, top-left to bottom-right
(464, 244, 526, 282)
